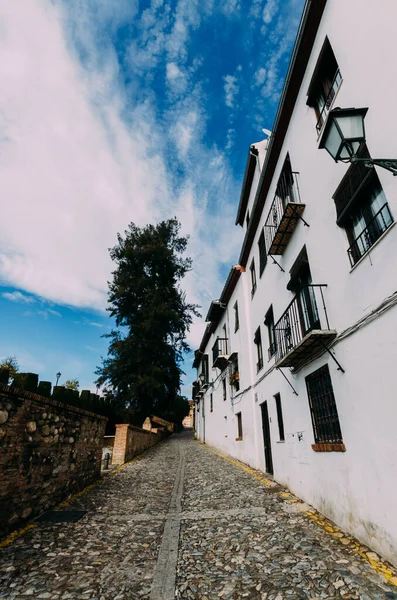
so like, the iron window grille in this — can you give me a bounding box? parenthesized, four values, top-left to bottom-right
(234, 301, 240, 332)
(222, 377, 227, 401)
(305, 365, 343, 444)
(347, 202, 393, 266)
(250, 259, 257, 297)
(258, 229, 267, 276)
(254, 327, 263, 372)
(274, 393, 285, 441)
(307, 37, 342, 134)
(210, 393, 213, 412)
(236, 412, 243, 439)
(265, 305, 277, 359)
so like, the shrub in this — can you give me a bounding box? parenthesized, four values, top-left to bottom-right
(37, 381, 52, 398)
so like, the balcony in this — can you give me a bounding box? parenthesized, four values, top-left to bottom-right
(273, 285, 336, 370)
(212, 337, 229, 370)
(347, 202, 393, 267)
(264, 171, 306, 256)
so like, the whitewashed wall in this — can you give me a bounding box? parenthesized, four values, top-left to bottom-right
(195, 0, 397, 568)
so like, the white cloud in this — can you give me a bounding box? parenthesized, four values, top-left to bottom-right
(262, 0, 279, 24)
(166, 61, 183, 81)
(254, 67, 267, 86)
(0, 1, 171, 310)
(37, 308, 62, 319)
(223, 74, 239, 109)
(2, 291, 36, 304)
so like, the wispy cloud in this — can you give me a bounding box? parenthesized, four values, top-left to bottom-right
(37, 308, 62, 319)
(223, 74, 239, 109)
(2, 291, 36, 304)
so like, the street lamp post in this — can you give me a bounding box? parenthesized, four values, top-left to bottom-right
(318, 107, 397, 175)
(56, 372, 61, 386)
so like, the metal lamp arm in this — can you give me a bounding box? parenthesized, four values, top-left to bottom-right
(350, 156, 397, 176)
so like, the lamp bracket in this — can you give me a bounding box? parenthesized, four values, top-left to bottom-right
(350, 156, 397, 176)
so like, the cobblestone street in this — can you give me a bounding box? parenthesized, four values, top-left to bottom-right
(1, 432, 397, 600)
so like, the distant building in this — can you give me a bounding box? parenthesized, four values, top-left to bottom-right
(193, 0, 397, 568)
(182, 401, 194, 429)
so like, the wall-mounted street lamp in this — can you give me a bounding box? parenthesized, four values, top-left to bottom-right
(319, 107, 397, 175)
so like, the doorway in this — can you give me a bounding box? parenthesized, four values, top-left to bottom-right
(261, 401, 273, 475)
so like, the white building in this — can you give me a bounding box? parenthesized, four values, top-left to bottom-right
(193, 0, 397, 568)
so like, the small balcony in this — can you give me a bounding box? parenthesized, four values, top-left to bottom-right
(265, 171, 306, 256)
(347, 202, 393, 267)
(273, 285, 336, 370)
(212, 337, 229, 370)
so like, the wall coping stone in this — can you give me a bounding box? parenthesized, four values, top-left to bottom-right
(115, 423, 160, 435)
(0, 383, 107, 421)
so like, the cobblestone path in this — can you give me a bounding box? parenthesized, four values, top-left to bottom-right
(1, 432, 397, 600)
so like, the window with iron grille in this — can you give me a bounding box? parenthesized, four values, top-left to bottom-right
(222, 377, 227, 401)
(274, 393, 285, 441)
(307, 38, 342, 134)
(210, 393, 213, 412)
(234, 301, 240, 332)
(258, 230, 267, 276)
(254, 327, 263, 372)
(264, 305, 277, 359)
(250, 259, 257, 297)
(305, 365, 343, 444)
(333, 155, 394, 266)
(236, 412, 243, 440)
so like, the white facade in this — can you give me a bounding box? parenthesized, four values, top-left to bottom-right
(193, 0, 397, 568)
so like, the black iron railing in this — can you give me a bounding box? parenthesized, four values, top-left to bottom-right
(347, 203, 393, 266)
(315, 69, 342, 134)
(212, 337, 228, 364)
(273, 285, 330, 363)
(264, 171, 301, 253)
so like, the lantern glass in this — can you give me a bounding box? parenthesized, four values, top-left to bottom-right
(319, 107, 368, 162)
(324, 119, 343, 160)
(333, 112, 365, 143)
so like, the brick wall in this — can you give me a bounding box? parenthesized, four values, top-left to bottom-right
(112, 424, 166, 465)
(0, 383, 107, 537)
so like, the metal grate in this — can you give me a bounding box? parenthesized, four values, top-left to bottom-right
(305, 365, 343, 444)
(37, 510, 87, 523)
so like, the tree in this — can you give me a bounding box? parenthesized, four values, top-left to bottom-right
(64, 378, 79, 391)
(0, 356, 19, 379)
(96, 218, 199, 425)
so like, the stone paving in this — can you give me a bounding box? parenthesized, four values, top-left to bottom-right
(1, 432, 397, 600)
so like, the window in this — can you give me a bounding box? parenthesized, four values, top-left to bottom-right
(230, 356, 240, 392)
(307, 38, 342, 134)
(250, 259, 257, 297)
(222, 377, 227, 401)
(254, 327, 263, 372)
(274, 393, 285, 441)
(258, 230, 267, 276)
(246, 210, 250, 227)
(264, 305, 277, 359)
(200, 354, 209, 384)
(234, 301, 240, 332)
(210, 393, 213, 412)
(236, 412, 243, 440)
(333, 162, 394, 267)
(305, 365, 343, 446)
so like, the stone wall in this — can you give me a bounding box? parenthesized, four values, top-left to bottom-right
(112, 424, 166, 466)
(0, 383, 107, 537)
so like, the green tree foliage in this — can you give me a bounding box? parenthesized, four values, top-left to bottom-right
(160, 394, 190, 432)
(0, 356, 19, 381)
(96, 218, 199, 425)
(64, 378, 79, 391)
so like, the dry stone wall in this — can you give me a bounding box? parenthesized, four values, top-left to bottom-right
(0, 383, 107, 537)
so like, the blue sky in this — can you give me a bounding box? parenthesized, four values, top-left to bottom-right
(0, 0, 304, 395)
